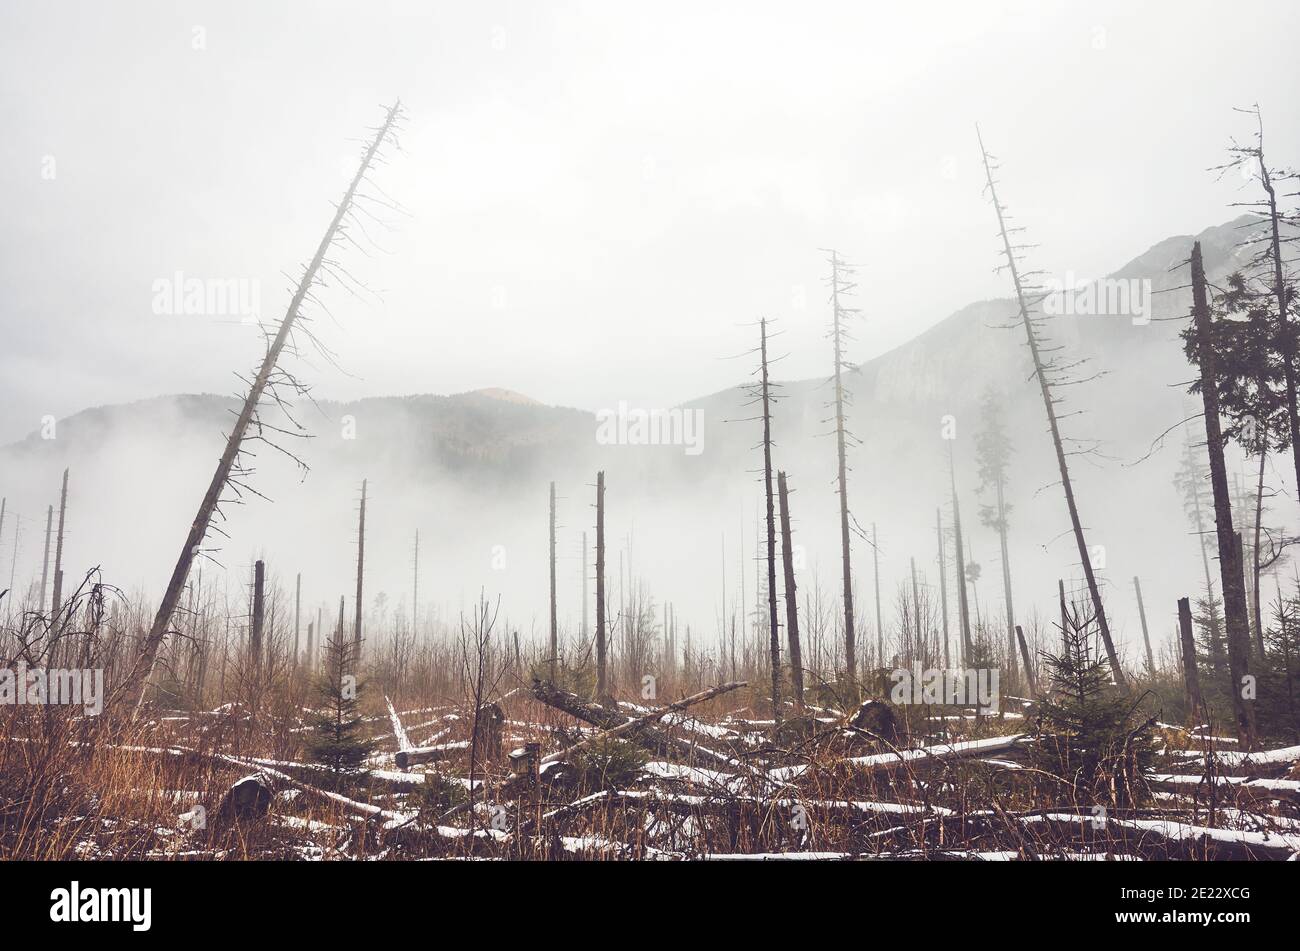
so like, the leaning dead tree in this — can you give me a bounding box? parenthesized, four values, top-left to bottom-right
(1187, 240, 1257, 747)
(51, 467, 68, 616)
(117, 101, 405, 712)
(777, 470, 804, 712)
(823, 249, 860, 690)
(39, 504, 52, 611)
(977, 126, 1125, 688)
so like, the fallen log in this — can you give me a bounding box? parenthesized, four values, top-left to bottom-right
(529, 678, 739, 767)
(767, 733, 1029, 784)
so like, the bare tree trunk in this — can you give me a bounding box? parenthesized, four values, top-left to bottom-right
(596, 471, 607, 699)
(910, 557, 922, 665)
(949, 448, 972, 664)
(1177, 597, 1202, 722)
(1133, 576, 1155, 677)
(549, 481, 557, 680)
(412, 530, 419, 637)
(995, 477, 1015, 670)
(759, 318, 781, 727)
(1015, 625, 1037, 701)
(978, 128, 1124, 688)
(937, 508, 950, 670)
(777, 471, 803, 713)
(354, 479, 366, 650)
(582, 530, 588, 640)
(251, 560, 265, 679)
(293, 572, 301, 670)
(51, 468, 68, 616)
(117, 102, 402, 712)
(39, 504, 52, 612)
(828, 253, 856, 692)
(873, 522, 882, 671)
(1189, 241, 1257, 747)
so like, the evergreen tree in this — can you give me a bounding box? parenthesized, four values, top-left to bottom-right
(1032, 607, 1155, 807)
(306, 634, 375, 787)
(1257, 590, 1300, 743)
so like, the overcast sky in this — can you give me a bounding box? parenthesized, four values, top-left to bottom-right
(3, 0, 1298, 444)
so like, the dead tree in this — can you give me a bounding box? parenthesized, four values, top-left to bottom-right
(824, 250, 860, 690)
(777, 470, 803, 712)
(293, 571, 301, 669)
(1215, 107, 1300, 500)
(1014, 625, 1037, 700)
(873, 522, 882, 669)
(758, 318, 781, 725)
(411, 529, 420, 638)
(949, 446, 973, 664)
(909, 557, 922, 663)
(582, 530, 589, 639)
(1189, 241, 1257, 746)
(1133, 575, 1155, 677)
(977, 127, 1125, 688)
(39, 504, 52, 611)
(1177, 597, 1203, 721)
(251, 560, 266, 675)
(118, 102, 405, 712)
(549, 481, 557, 680)
(354, 479, 367, 650)
(51, 468, 68, 616)
(595, 470, 607, 699)
(936, 508, 951, 669)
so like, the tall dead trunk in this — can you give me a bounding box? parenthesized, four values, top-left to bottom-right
(354, 479, 366, 650)
(1189, 241, 1257, 747)
(978, 128, 1125, 688)
(118, 102, 403, 712)
(39, 505, 52, 612)
(412, 530, 420, 637)
(1177, 597, 1202, 721)
(994, 477, 1015, 669)
(949, 448, 973, 664)
(909, 556, 922, 664)
(937, 508, 950, 670)
(827, 251, 856, 690)
(549, 481, 558, 680)
(873, 522, 882, 670)
(777, 471, 803, 712)
(1133, 576, 1155, 677)
(582, 530, 589, 640)
(595, 471, 607, 699)
(293, 572, 301, 669)
(759, 318, 781, 726)
(251, 560, 265, 676)
(51, 468, 68, 616)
